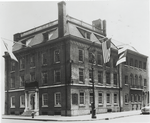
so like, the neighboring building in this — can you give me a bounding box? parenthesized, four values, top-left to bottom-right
(4, 1, 149, 116)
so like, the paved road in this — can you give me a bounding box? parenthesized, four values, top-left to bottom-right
(1, 114, 150, 123)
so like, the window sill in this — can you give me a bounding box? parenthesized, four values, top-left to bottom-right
(30, 66, 36, 69)
(125, 84, 128, 86)
(125, 103, 129, 105)
(20, 69, 25, 71)
(19, 86, 24, 89)
(10, 106, 15, 108)
(42, 105, 48, 107)
(98, 104, 103, 106)
(106, 104, 111, 106)
(54, 62, 60, 64)
(10, 71, 15, 73)
(79, 61, 84, 63)
(54, 105, 61, 108)
(20, 106, 25, 108)
(79, 104, 85, 107)
(79, 81, 84, 84)
(42, 64, 47, 66)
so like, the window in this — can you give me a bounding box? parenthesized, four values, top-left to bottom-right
(79, 68, 84, 82)
(139, 61, 142, 68)
(78, 28, 91, 39)
(97, 53, 102, 65)
(42, 93, 48, 107)
(98, 92, 103, 104)
(54, 70, 61, 83)
(54, 92, 61, 107)
(42, 71, 48, 85)
(106, 72, 110, 85)
(125, 94, 128, 103)
(54, 50, 60, 63)
(114, 94, 117, 103)
(135, 75, 138, 86)
(20, 75, 24, 87)
(131, 94, 134, 102)
(130, 74, 133, 85)
(79, 49, 84, 62)
(11, 96, 15, 108)
(135, 60, 138, 67)
(10, 77, 15, 88)
(113, 74, 117, 85)
(139, 76, 142, 87)
(135, 94, 138, 102)
(30, 54, 35, 67)
(79, 92, 85, 105)
(138, 95, 141, 102)
(30, 72, 35, 82)
(89, 92, 93, 104)
(130, 58, 133, 66)
(89, 52, 95, 63)
(143, 62, 146, 69)
(20, 95, 25, 107)
(11, 61, 15, 71)
(20, 57, 25, 70)
(42, 52, 47, 65)
(144, 79, 147, 86)
(43, 31, 53, 41)
(98, 71, 103, 84)
(125, 75, 128, 85)
(107, 93, 110, 104)
(89, 70, 92, 83)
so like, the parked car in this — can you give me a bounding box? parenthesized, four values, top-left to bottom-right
(141, 104, 150, 114)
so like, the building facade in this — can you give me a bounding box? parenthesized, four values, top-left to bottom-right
(4, 1, 149, 116)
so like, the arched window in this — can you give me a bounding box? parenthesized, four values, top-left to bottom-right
(139, 76, 142, 87)
(130, 74, 133, 86)
(135, 75, 138, 86)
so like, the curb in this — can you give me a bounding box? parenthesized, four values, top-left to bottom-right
(2, 113, 140, 122)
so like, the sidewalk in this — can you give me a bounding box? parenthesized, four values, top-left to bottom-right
(2, 110, 141, 121)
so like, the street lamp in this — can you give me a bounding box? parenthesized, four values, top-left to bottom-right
(90, 52, 96, 119)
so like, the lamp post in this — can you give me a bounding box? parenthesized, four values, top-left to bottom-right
(90, 52, 96, 119)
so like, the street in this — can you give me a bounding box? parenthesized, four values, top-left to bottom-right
(1, 114, 150, 123)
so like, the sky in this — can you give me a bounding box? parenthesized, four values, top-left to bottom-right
(0, 0, 149, 114)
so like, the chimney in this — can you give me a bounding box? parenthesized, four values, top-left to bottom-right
(14, 33, 21, 42)
(58, 1, 67, 37)
(92, 19, 107, 36)
(102, 20, 106, 36)
(92, 19, 102, 30)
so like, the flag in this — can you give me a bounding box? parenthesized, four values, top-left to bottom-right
(102, 38, 111, 63)
(3, 40, 18, 62)
(116, 46, 127, 66)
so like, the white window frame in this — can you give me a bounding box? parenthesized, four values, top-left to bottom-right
(79, 49, 84, 62)
(20, 95, 25, 108)
(79, 91, 85, 106)
(54, 92, 61, 107)
(98, 92, 103, 105)
(10, 77, 15, 88)
(79, 68, 84, 83)
(30, 72, 36, 82)
(54, 49, 60, 63)
(106, 93, 111, 105)
(10, 96, 15, 108)
(41, 52, 47, 65)
(42, 71, 48, 85)
(20, 75, 24, 87)
(54, 70, 61, 83)
(114, 93, 118, 104)
(42, 93, 48, 107)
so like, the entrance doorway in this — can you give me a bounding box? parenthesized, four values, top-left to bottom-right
(30, 94, 35, 110)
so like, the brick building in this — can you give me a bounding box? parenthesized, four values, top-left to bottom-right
(4, 1, 149, 116)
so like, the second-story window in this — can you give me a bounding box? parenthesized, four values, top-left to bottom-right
(42, 71, 48, 85)
(113, 74, 117, 85)
(30, 72, 35, 82)
(42, 52, 47, 65)
(143, 62, 146, 69)
(79, 68, 84, 83)
(54, 70, 61, 83)
(144, 79, 147, 87)
(20, 57, 25, 70)
(79, 49, 84, 62)
(125, 75, 128, 85)
(97, 53, 102, 65)
(10, 77, 15, 88)
(54, 50, 60, 63)
(20, 75, 24, 87)
(139, 61, 142, 68)
(106, 72, 110, 85)
(30, 54, 35, 67)
(98, 71, 103, 84)
(11, 61, 15, 71)
(135, 60, 138, 67)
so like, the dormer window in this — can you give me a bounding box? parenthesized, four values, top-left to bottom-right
(77, 27, 91, 40)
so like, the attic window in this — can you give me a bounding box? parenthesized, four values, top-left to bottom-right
(77, 27, 91, 40)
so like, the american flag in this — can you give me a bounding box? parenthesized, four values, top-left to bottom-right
(116, 46, 127, 66)
(102, 39, 111, 64)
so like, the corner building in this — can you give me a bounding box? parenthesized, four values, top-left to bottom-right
(4, 1, 149, 116)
